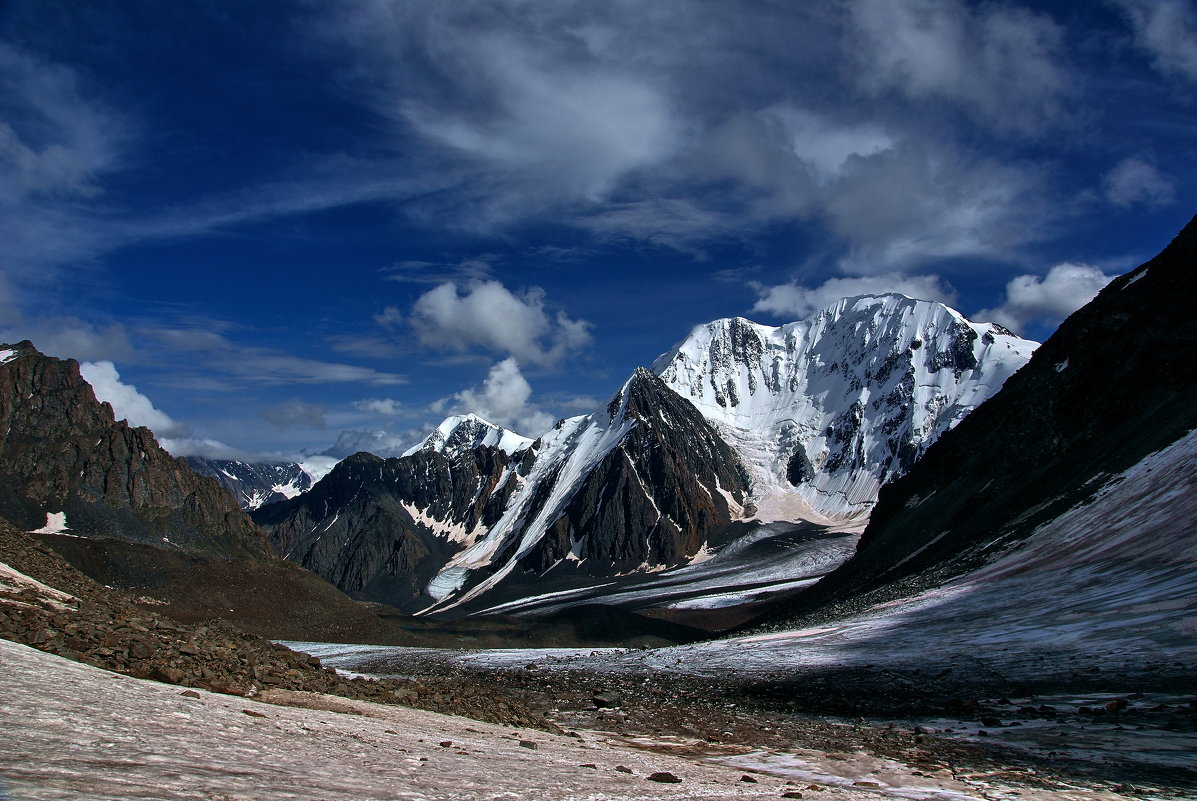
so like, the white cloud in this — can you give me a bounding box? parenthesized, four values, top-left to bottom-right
(975, 263, 1117, 334)
(354, 398, 403, 416)
(846, 0, 1070, 134)
(79, 360, 184, 437)
(398, 28, 680, 220)
(446, 358, 555, 437)
(824, 144, 1043, 273)
(752, 274, 958, 320)
(1103, 157, 1176, 208)
(410, 280, 591, 366)
(1110, 0, 1197, 82)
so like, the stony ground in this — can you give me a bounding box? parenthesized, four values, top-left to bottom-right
(3, 520, 1195, 800)
(0, 522, 547, 730)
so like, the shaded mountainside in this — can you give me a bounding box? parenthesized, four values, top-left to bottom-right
(251, 446, 527, 612)
(187, 458, 314, 511)
(0, 342, 263, 558)
(416, 368, 750, 614)
(760, 213, 1197, 625)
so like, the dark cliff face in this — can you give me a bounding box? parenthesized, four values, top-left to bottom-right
(520, 368, 749, 577)
(252, 446, 524, 610)
(0, 342, 264, 558)
(762, 214, 1197, 622)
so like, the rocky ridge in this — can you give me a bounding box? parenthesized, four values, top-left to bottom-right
(254, 369, 750, 613)
(0, 341, 264, 557)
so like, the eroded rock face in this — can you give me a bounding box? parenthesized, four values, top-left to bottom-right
(252, 447, 524, 609)
(520, 368, 749, 576)
(0, 342, 263, 558)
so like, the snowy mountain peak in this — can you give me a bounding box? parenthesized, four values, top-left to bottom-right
(403, 413, 534, 459)
(653, 295, 1037, 521)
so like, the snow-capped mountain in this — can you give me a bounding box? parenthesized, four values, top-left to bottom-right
(402, 414, 533, 459)
(653, 295, 1036, 520)
(254, 368, 749, 612)
(186, 458, 316, 511)
(420, 368, 749, 613)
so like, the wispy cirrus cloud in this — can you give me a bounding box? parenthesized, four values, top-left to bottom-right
(1109, 0, 1197, 82)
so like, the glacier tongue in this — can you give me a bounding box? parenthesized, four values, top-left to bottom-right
(653, 294, 1037, 521)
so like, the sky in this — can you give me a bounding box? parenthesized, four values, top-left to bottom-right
(1, 0, 1195, 463)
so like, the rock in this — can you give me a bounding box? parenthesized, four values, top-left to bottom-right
(580, 763, 597, 769)
(646, 772, 681, 783)
(615, 766, 633, 774)
(593, 691, 622, 708)
(782, 792, 804, 799)
(179, 690, 201, 699)
(241, 708, 267, 718)
(740, 774, 758, 783)
(519, 740, 537, 750)
(439, 741, 453, 748)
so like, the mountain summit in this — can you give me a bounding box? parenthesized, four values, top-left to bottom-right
(654, 295, 1036, 521)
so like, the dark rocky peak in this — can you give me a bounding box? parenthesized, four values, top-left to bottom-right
(0, 341, 264, 559)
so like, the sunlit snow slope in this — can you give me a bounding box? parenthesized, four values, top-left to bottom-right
(653, 296, 1036, 521)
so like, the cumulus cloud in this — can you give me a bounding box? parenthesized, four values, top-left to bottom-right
(752, 274, 958, 320)
(443, 358, 555, 437)
(846, 0, 1070, 134)
(1103, 157, 1176, 208)
(354, 398, 403, 416)
(410, 280, 591, 366)
(1110, 0, 1197, 82)
(79, 361, 184, 437)
(258, 398, 327, 430)
(975, 263, 1117, 334)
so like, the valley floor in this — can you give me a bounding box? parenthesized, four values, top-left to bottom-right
(3, 638, 1183, 801)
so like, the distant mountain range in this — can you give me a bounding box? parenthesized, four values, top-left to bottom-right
(186, 458, 315, 511)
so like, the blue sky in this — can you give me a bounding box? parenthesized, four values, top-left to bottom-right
(1, 0, 1194, 462)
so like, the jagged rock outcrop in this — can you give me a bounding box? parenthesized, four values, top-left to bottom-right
(758, 213, 1197, 625)
(0, 342, 263, 558)
(186, 458, 314, 511)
